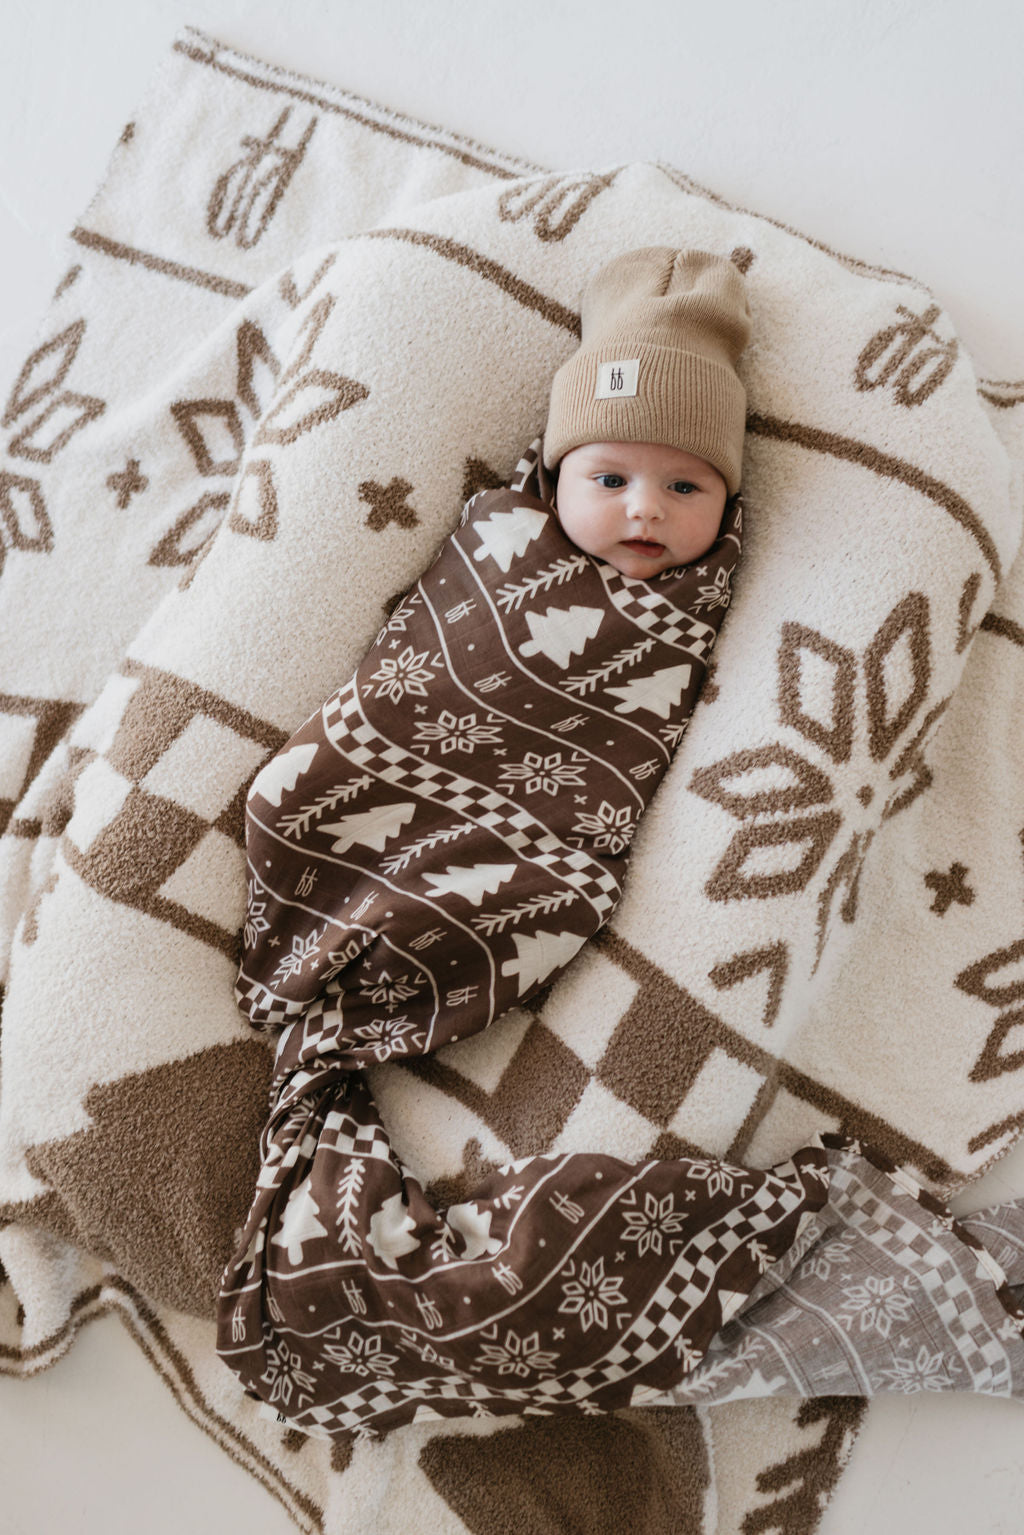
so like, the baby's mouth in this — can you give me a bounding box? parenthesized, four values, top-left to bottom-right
(621, 538, 665, 556)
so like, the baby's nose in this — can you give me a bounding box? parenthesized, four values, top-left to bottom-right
(627, 486, 663, 520)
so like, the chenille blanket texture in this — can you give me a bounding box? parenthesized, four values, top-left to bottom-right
(3, 24, 1024, 1535)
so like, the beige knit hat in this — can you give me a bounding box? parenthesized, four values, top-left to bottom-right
(543, 247, 751, 493)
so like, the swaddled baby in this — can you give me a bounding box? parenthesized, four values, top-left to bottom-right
(236, 248, 749, 1089)
(217, 249, 769, 1438)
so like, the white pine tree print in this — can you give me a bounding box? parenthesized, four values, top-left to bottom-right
(319, 800, 417, 854)
(367, 1192, 421, 1269)
(445, 1201, 503, 1259)
(250, 741, 318, 806)
(500, 928, 586, 994)
(519, 605, 604, 668)
(605, 663, 693, 718)
(271, 1175, 329, 1266)
(421, 862, 517, 905)
(471, 504, 549, 571)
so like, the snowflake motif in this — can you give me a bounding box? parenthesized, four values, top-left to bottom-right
(477, 1329, 560, 1378)
(871, 1346, 958, 1393)
(412, 709, 503, 755)
(374, 597, 418, 646)
(369, 645, 437, 702)
(322, 1330, 399, 1378)
(399, 1330, 458, 1372)
(499, 750, 588, 797)
(688, 596, 948, 972)
(691, 566, 732, 611)
(558, 1256, 628, 1332)
(570, 799, 636, 854)
(318, 937, 367, 983)
(621, 1190, 686, 1257)
(798, 1237, 856, 1283)
(259, 1338, 317, 1409)
(351, 1015, 423, 1062)
(244, 882, 271, 949)
(359, 969, 418, 1012)
(272, 926, 323, 983)
(838, 1273, 916, 1338)
(684, 1158, 749, 1199)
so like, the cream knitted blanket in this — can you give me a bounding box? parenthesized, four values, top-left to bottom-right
(2, 26, 1024, 1535)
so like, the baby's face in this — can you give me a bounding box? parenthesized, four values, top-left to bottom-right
(555, 441, 728, 577)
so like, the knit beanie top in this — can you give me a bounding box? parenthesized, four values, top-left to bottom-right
(543, 247, 751, 494)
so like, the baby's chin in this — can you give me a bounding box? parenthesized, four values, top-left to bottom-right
(602, 543, 683, 578)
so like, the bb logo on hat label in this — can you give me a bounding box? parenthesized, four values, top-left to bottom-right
(595, 359, 640, 399)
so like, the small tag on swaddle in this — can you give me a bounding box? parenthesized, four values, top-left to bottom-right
(595, 359, 639, 398)
(257, 1400, 333, 1440)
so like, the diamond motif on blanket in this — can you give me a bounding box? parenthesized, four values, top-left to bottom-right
(3, 318, 105, 465)
(0, 472, 54, 573)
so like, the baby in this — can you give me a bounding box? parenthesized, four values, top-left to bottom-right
(546, 244, 747, 578)
(233, 245, 750, 1044)
(218, 247, 752, 1436)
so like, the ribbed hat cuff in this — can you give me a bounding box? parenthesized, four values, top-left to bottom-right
(543, 342, 746, 494)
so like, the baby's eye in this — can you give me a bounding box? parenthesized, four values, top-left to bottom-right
(670, 480, 697, 495)
(594, 474, 626, 488)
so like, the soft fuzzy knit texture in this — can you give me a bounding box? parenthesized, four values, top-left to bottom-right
(2, 25, 1024, 1535)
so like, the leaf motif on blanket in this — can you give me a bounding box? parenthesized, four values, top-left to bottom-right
(3, 319, 105, 464)
(253, 368, 368, 446)
(0, 472, 54, 568)
(0, 320, 106, 576)
(148, 490, 230, 570)
(171, 397, 246, 477)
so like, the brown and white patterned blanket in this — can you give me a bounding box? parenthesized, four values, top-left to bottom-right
(3, 25, 1024, 1534)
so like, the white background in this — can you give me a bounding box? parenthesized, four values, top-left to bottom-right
(2, 3, 1024, 1532)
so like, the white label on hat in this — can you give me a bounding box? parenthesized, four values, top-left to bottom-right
(595, 359, 640, 399)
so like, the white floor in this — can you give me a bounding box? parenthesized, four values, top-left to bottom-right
(3, 3, 1024, 1531)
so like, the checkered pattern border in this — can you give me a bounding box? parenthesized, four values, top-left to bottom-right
(600, 566, 719, 657)
(321, 683, 621, 918)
